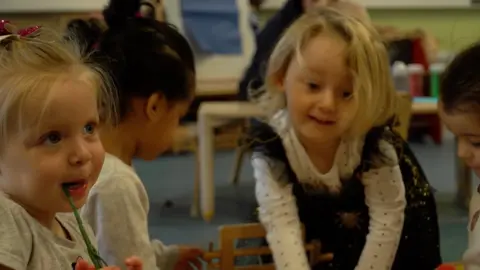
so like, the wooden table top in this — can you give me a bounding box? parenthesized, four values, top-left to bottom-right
(412, 101, 437, 114)
(196, 78, 238, 97)
(411, 97, 438, 114)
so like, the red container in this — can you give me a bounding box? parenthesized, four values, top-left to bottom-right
(408, 64, 425, 97)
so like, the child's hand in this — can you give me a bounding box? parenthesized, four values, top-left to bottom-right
(74, 260, 120, 270)
(125, 256, 143, 270)
(310, 240, 334, 266)
(74, 256, 142, 270)
(174, 245, 204, 270)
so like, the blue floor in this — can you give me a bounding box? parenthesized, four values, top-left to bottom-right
(134, 131, 471, 263)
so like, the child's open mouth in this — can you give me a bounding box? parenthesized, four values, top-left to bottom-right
(62, 180, 88, 198)
(310, 116, 336, 126)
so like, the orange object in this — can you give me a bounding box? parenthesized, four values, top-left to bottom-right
(437, 264, 456, 270)
(437, 263, 464, 270)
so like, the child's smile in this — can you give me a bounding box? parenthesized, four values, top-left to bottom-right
(308, 114, 337, 126)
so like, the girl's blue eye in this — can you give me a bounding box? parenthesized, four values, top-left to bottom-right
(83, 123, 95, 134)
(45, 132, 61, 145)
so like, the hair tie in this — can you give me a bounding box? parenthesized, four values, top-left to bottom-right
(0, 20, 12, 36)
(17, 25, 41, 37)
(135, 12, 142, 18)
(0, 19, 41, 40)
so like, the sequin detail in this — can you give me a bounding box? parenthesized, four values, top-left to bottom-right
(252, 128, 442, 270)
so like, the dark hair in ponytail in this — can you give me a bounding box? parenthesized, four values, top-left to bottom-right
(99, 0, 195, 120)
(441, 42, 480, 114)
(139, 0, 157, 20)
(64, 0, 195, 121)
(102, 0, 141, 28)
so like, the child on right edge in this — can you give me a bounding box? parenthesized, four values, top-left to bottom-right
(439, 42, 480, 270)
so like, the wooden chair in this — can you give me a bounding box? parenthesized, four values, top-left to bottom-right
(203, 223, 325, 270)
(393, 92, 413, 140)
(230, 92, 414, 185)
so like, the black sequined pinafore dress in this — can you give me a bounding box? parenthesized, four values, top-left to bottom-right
(250, 125, 442, 270)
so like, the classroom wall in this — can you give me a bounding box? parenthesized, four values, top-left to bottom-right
(3, 6, 477, 83)
(1, 0, 256, 82)
(259, 8, 480, 51)
(165, 0, 255, 81)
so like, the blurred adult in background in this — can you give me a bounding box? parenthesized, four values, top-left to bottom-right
(238, 0, 368, 101)
(249, 0, 265, 40)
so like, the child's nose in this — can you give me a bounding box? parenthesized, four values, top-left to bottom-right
(457, 139, 473, 162)
(69, 141, 92, 165)
(317, 89, 336, 112)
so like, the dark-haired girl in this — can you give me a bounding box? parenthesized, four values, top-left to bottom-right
(72, 0, 203, 269)
(439, 42, 480, 269)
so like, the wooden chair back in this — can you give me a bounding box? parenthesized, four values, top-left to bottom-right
(203, 223, 322, 270)
(393, 92, 413, 140)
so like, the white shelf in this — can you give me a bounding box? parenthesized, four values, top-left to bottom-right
(262, 0, 471, 10)
(262, 0, 287, 10)
(164, 0, 255, 83)
(359, 0, 470, 8)
(0, 0, 109, 13)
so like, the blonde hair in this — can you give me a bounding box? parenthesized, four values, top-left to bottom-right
(264, 7, 396, 137)
(0, 28, 116, 149)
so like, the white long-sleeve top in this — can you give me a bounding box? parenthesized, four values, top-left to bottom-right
(253, 110, 406, 270)
(81, 153, 179, 270)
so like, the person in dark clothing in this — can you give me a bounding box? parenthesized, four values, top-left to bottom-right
(239, 0, 304, 101)
(249, 0, 264, 41)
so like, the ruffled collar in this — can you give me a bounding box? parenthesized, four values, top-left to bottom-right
(268, 109, 363, 192)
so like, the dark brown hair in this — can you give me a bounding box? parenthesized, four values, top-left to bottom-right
(441, 42, 480, 113)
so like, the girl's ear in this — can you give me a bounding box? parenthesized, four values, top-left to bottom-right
(145, 92, 167, 122)
(270, 70, 287, 92)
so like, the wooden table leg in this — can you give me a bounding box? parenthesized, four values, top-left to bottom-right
(190, 147, 200, 217)
(198, 113, 215, 222)
(455, 137, 472, 210)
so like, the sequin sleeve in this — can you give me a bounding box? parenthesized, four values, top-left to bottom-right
(252, 156, 310, 270)
(356, 140, 406, 270)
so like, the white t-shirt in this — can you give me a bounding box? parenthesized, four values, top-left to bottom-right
(81, 153, 179, 270)
(0, 192, 96, 269)
(253, 109, 406, 270)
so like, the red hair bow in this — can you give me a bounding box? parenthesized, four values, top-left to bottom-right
(0, 19, 41, 37)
